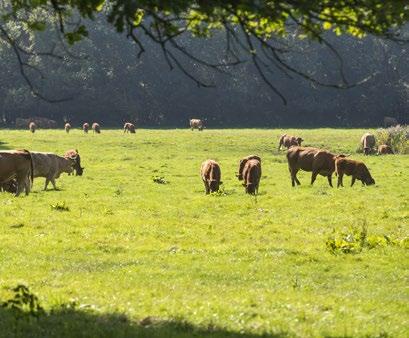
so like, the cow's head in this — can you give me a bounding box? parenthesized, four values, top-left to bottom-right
(296, 137, 304, 146)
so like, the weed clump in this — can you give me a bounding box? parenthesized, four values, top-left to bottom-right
(50, 201, 70, 212)
(1, 284, 44, 317)
(376, 125, 409, 154)
(152, 176, 169, 184)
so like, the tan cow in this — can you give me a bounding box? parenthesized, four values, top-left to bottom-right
(0, 150, 33, 196)
(242, 158, 261, 195)
(237, 155, 261, 181)
(190, 119, 204, 131)
(278, 134, 303, 150)
(92, 123, 101, 134)
(377, 144, 394, 155)
(124, 122, 136, 133)
(64, 123, 71, 133)
(29, 122, 36, 133)
(335, 158, 375, 187)
(31, 152, 76, 190)
(360, 133, 376, 155)
(64, 149, 84, 176)
(286, 146, 345, 187)
(83, 123, 90, 133)
(200, 160, 222, 194)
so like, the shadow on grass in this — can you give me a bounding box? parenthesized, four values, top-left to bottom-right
(0, 307, 288, 338)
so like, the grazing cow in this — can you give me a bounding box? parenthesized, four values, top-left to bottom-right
(92, 123, 101, 134)
(200, 160, 222, 194)
(0, 150, 33, 196)
(237, 155, 261, 181)
(242, 158, 261, 195)
(31, 152, 76, 190)
(335, 158, 375, 187)
(360, 133, 376, 155)
(124, 122, 136, 133)
(64, 149, 84, 176)
(29, 122, 36, 133)
(190, 119, 204, 131)
(384, 116, 398, 128)
(287, 146, 345, 187)
(378, 144, 394, 155)
(278, 134, 303, 150)
(83, 123, 90, 133)
(64, 123, 71, 133)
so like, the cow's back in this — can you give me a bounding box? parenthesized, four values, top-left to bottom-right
(287, 147, 319, 171)
(32, 152, 56, 177)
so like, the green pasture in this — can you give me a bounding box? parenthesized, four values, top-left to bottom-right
(0, 129, 408, 338)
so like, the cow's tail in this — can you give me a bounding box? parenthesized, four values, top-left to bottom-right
(24, 150, 34, 187)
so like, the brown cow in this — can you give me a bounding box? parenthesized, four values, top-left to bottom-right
(92, 123, 101, 134)
(64, 123, 71, 133)
(237, 155, 261, 181)
(361, 133, 376, 155)
(124, 122, 136, 133)
(287, 146, 345, 187)
(242, 158, 261, 194)
(200, 160, 222, 194)
(31, 152, 76, 190)
(64, 149, 84, 176)
(377, 144, 394, 155)
(335, 158, 375, 187)
(190, 119, 204, 131)
(83, 123, 90, 133)
(29, 122, 36, 133)
(278, 134, 303, 150)
(0, 150, 33, 196)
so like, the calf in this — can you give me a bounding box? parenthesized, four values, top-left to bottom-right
(377, 144, 394, 155)
(0, 150, 33, 196)
(237, 155, 261, 181)
(29, 122, 36, 133)
(200, 160, 222, 194)
(242, 158, 261, 194)
(278, 134, 303, 150)
(361, 133, 376, 155)
(83, 123, 90, 133)
(335, 158, 375, 187)
(92, 123, 101, 134)
(64, 149, 84, 176)
(190, 119, 204, 131)
(287, 146, 345, 187)
(65, 123, 71, 133)
(31, 152, 76, 190)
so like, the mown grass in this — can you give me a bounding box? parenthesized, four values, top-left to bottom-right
(0, 128, 408, 338)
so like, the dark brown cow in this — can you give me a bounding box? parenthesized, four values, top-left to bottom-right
(92, 123, 101, 134)
(335, 158, 375, 187)
(200, 160, 222, 194)
(83, 123, 90, 133)
(237, 155, 261, 181)
(124, 122, 136, 133)
(377, 144, 394, 155)
(29, 122, 36, 133)
(242, 158, 261, 195)
(278, 134, 303, 150)
(360, 133, 376, 155)
(0, 150, 33, 196)
(64, 149, 84, 176)
(287, 146, 345, 187)
(64, 123, 71, 133)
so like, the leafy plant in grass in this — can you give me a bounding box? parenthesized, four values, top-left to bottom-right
(50, 201, 70, 212)
(1, 285, 44, 318)
(152, 176, 169, 184)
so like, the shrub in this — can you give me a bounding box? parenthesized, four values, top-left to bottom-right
(376, 125, 409, 154)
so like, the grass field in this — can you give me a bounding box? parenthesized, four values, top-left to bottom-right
(0, 128, 408, 338)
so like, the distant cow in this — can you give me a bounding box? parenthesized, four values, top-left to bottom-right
(384, 116, 398, 128)
(237, 155, 261, 181)
(29, 122, 36, 133)
(190, 119, 204, 131)
(287, 146, 345, 187)
(124, 122, 136, 133)
(360, 133, 376, 155)
(200, 160, 222, 194)
(242, 158, 261, 195)
(278, 134, 303, 150)
(92, 123, 101, 134)
(83, 123, 90, 133)
(31, 152, 76, 190)
(0, 150, 33, 196)
(377, 144, 394, 155)
(335, 158, 375, 187)
(64, 149, 84, 176)
(64, 123, 71, 133)
(16, 117, 57, 129)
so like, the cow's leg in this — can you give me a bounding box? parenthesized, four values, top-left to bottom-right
(51, 178, 57, 190)
(24, 177, 31, 196)
(44, 178, 50, 190)
(351, 176, 356, 187)
(327, 175, 333, 187)
(337, 173, 344, 188)
(311, 171, 319, 185)
(203, 180, 210, 194)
